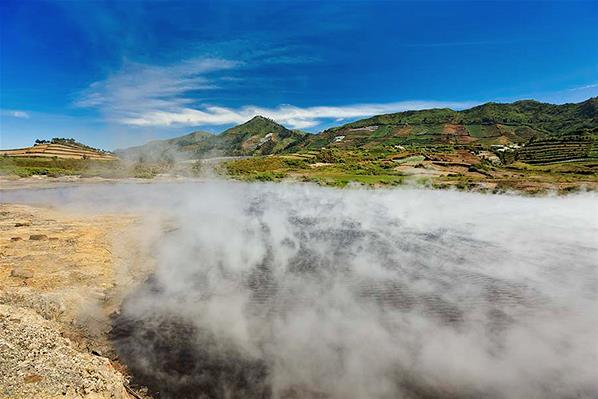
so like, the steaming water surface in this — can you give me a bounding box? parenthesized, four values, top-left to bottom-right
(2, 182, 597, 398)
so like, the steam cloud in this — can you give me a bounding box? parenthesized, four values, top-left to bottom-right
(4, 182, 597, 398)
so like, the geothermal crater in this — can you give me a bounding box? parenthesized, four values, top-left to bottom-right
(2, 182, 597, 399)
(103, 183, 598, 399)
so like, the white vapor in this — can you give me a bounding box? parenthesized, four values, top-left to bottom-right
(76, 57, 474, 130)
(3, 182, 597, 398)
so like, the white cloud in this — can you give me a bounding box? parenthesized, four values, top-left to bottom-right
(121, 101, 475, 129)
(1, 110, 30, 119)
(77, 56, 474, 130)
(76, 57, 240, 117)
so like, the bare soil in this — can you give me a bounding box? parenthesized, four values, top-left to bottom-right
(0, 203, 153, 398)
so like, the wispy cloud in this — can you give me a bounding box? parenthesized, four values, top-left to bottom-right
(77, 57, 239, 113)
(1, 110, 30, 119)
(77, 56, 473, 130)
(568, 83, 598, 91)
(121, 101, 474, 130)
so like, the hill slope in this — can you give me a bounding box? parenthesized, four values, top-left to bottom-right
(119, 98, 597, 159)
(118, 130, 215, 161)
(217, 116, 306, 156)
(294, 97, 597, 150)
(117, 116, 307, 160)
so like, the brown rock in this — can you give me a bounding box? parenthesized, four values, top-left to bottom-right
(10, 268, 34, 279)
(29, 234, 48, 241)
(14, 222, 31, 227)
(10, 237, 23, 241)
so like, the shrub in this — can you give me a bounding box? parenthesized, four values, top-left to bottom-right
(315, 149, 340, 163)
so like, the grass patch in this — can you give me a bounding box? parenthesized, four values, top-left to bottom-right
(0, 156, 175, 179)
(507, 161, 597, 176)
(0, 165, 77, 178)
(223, 150, 406, 187)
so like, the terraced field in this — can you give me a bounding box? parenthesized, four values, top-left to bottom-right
(1, 143, 116, 160)
(516, 136, 597, 164)
(295, 122, 552, 151)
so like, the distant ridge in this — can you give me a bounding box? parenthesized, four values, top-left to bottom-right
(294, 97, 598, 150)
(119, 97, 597, 159)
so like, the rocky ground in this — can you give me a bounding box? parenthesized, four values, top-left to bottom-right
(0, 303, 128, 399)
(0, 203, 154, 398)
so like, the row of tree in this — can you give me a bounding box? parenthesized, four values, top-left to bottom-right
(34, 138, 109, 153)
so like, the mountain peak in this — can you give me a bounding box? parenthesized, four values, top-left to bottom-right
(224, 115, 288, 136)
(245, 115, 277, 124)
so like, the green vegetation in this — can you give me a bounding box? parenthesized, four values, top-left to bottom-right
(117, 116, 307, 161)
(516, 135, 596, 164)
(3, 98, 597, 194)
(1, 157, 101, 177)
(224, 149, 406, 187)
(330, 98, 597, 136)
(220, 145, 598, 193)
(290, 97, 597, 151)
(115, 98, 597, 166)
(507, 161, 598, 176)
(0, 156, 171, 179)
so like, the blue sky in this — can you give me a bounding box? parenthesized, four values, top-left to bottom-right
(1, 0, 597, 150)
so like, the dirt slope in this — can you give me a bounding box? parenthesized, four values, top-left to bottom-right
(0, 204, 152, 398)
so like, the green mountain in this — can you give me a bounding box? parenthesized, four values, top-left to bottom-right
(294, 97, 597, 150)
(119, 98, 597, 160)
(216, 116, 306, 156)
(117, 116, 307, 160)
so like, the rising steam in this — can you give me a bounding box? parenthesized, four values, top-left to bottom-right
(4, 182, 597, 398)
